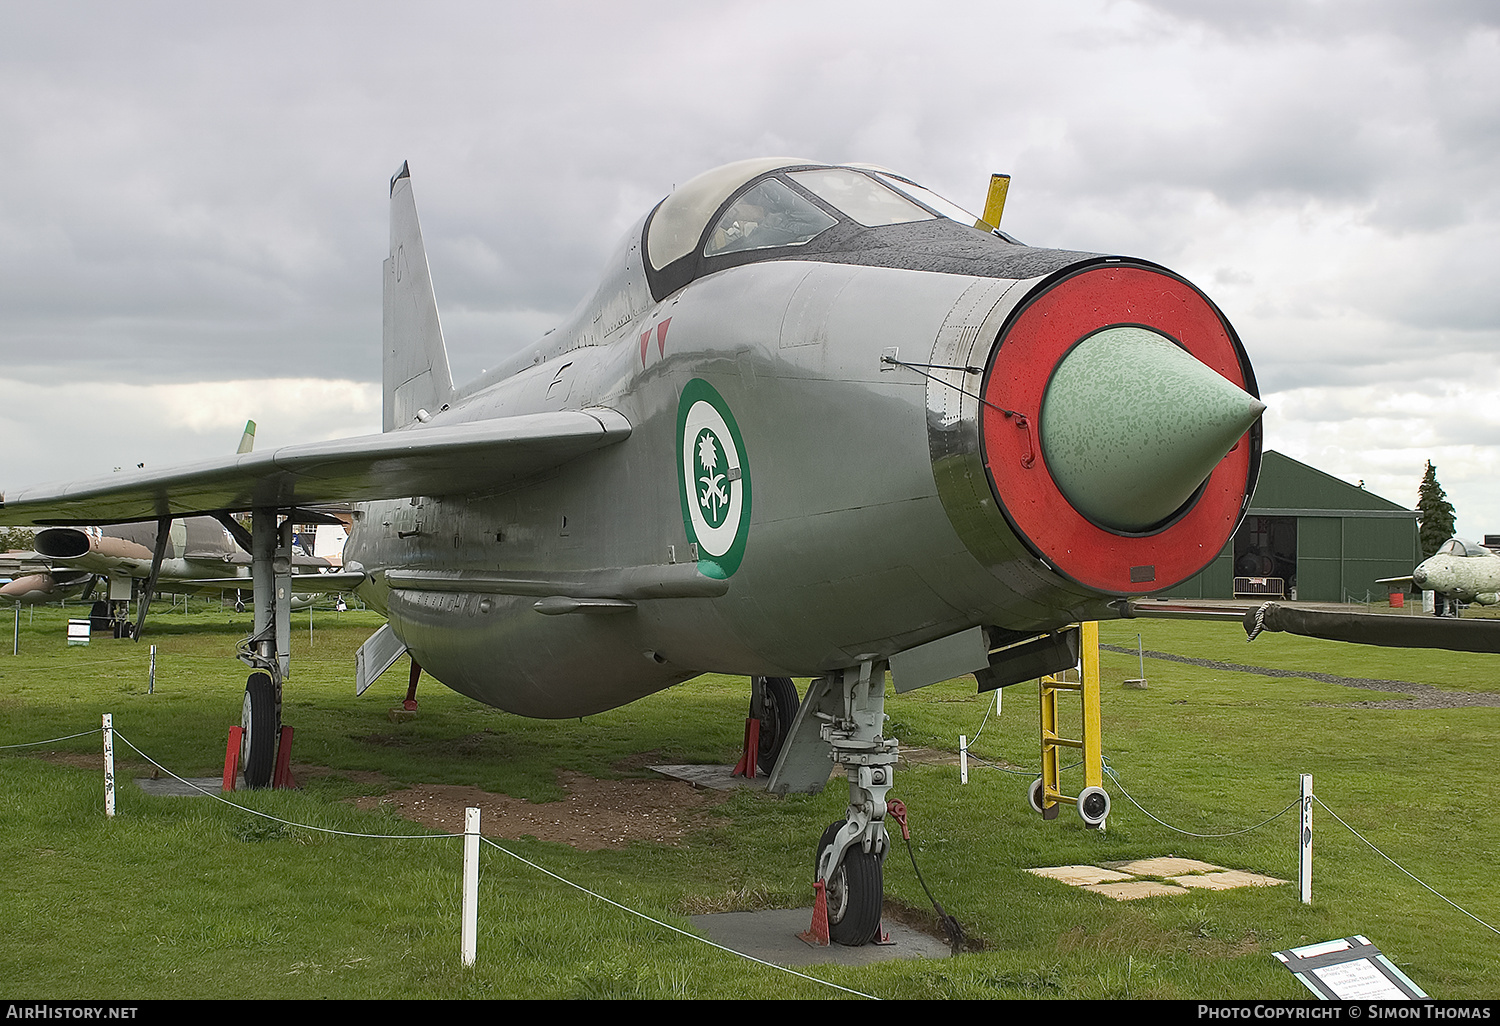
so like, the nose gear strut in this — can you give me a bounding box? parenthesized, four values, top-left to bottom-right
(810, 660, 897, 946)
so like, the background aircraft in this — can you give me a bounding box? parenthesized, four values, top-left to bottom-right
(0, 158, 1267, 945)
(1380, 538, 1500, 617)
(1, 421, 347, 632)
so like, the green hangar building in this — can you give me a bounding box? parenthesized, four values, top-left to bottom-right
(1167, 451, 1421, 603)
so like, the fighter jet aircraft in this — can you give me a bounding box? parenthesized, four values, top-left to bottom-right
(0, 520, 254, 612)
(1380, 538, 1500, 617)
(0, 158, 1266, 945)
(9, 517, 336, 629)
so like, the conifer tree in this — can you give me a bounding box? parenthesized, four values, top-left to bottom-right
(1416, 461, 1457, 560)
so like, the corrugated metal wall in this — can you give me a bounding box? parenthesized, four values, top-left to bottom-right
(1167, 452, 1419, 602)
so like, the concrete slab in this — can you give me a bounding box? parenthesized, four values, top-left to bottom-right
(649, 764, 767, 791)
(1168, 870, 1288, 890)
(1082, 880, 1192, 900)
(688, 907, 952, 967)
(651, 762, 843, 791)
(1105, 856, 1226, 877)
(1027, 864, 1136, 886)
(135, 776, 230, 797)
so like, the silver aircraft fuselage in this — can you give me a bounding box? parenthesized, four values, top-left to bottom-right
(346, 166, 1262, 718)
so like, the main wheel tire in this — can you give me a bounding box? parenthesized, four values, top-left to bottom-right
(752, 676, 799, 775)
(815, 820, 884, 946)
(241, 671, 278, 788)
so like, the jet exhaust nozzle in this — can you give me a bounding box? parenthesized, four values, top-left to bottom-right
(33, 528, 90, 559)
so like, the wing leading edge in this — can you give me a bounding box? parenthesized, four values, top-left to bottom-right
(0, 408, 631, 526)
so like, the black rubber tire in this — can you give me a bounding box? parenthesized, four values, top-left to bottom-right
(1078, 785, 1111, 828)
(752, 676, 799, 775)
(241, 671, 278, 789)
(815, 819, 884, 946)
(1028, 777, 1047, 814)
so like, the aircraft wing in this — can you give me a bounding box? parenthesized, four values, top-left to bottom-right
(0, 409, 630, 526)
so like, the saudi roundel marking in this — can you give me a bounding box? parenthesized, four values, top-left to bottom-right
(677, 379, 750, 578)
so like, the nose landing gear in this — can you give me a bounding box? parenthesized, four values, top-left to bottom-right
(813, 661, 897, 946)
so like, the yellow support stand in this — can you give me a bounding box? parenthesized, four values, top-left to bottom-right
(1035, 621, 1109, 827)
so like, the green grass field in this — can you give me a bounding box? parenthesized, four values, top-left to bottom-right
(1, 603, 1496, 999)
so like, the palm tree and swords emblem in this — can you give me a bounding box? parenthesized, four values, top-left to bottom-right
(696, 429, 731, 529)
(677, 378, 750, 576)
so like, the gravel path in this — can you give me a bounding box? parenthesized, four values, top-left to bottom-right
(1100, 644, 1500, 709)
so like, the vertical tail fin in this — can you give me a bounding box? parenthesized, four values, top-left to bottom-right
(236, 420, 256, 454)
(383, 161, 456, 432)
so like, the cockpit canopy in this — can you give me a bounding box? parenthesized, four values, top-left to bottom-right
(1436, 538, 1491, 558)
(643, 159, 995, 300)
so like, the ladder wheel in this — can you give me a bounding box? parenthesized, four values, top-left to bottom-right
(1028, 777, 1047, 814)
(1078, 785, 1110, 828)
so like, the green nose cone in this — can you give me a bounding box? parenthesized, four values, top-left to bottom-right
(1040, 326, 1265, 533)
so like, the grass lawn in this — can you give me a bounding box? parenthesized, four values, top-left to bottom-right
(1, 603, 1496, 999)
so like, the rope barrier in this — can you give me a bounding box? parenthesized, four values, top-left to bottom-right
(1100, 760, 1302, 838)
(112, 731, 447, 841)
(1, 719, 880, 997)
(1313, 796, 1500, 937)
(952, 702, 1495, 936)
(479, 836, 878, 999)
(0, 727, 101, 749)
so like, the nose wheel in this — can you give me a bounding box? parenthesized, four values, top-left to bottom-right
(816, 821, 885, 946)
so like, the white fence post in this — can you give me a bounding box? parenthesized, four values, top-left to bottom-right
(462, 806, 480, 966)
(148, 645, 157, 694)
(959, 735, 969, 784)
(103, 713, 116, 818)
(1299, 773, 1312, 905)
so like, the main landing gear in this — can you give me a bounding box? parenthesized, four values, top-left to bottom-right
(241, 670, 280, 788)
(751, 675, 797, 774)
(235, 508, 294, 789)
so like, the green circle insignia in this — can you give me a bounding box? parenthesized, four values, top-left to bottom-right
(677, 378, 751, 578)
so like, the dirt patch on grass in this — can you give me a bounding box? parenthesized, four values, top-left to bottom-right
(347, 770, 732, 849)
(33, 750, 107, 770)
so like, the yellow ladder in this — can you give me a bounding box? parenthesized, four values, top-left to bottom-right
(1034, 621, 1109, 827)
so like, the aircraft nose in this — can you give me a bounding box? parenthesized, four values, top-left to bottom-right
(1039, 325, 1266, 533)
(1412, 564, 1429, 588)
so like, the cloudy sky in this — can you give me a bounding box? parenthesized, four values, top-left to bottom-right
(2, 1, 1496, 540)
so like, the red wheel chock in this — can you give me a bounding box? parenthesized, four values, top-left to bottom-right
(798, 879, 830, 946)
(222, 723, 298, 790)
(271, 725, 298, 789)
(731, 717, 761, 778)
(222, 726, 243, 791)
